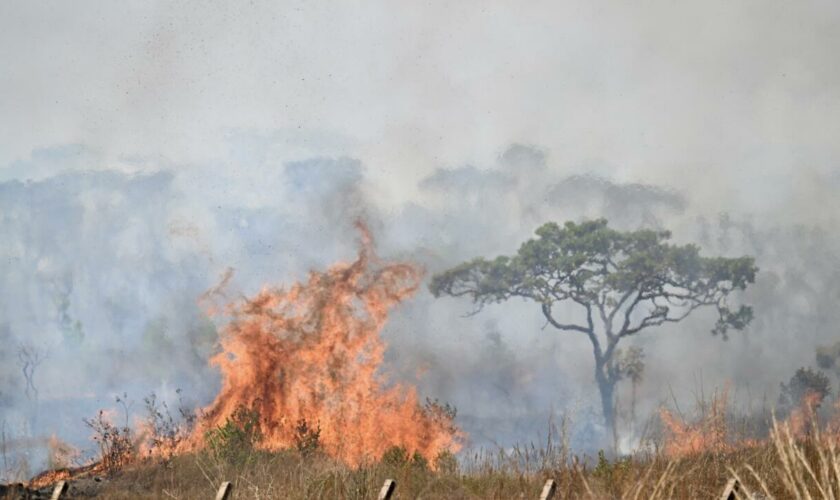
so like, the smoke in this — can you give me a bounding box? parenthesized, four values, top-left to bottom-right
(181, 224, 460, 465)
(3, 139, 837, 464)
(3, 0, 840, 474)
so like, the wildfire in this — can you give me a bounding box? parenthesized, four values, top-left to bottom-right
(183, 223, 462, 465)
(658, 387, 839, 459)
(787, 390, 823, 438)
(659, 388, 731, 458)
(28, 462, 105, 490)
(22, 224, 460, 489)
(47, 435, 81, 470)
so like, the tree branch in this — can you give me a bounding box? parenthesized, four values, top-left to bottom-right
(541, 302, 590, 334)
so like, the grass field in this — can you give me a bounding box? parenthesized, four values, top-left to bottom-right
(13, 418, 838, 499)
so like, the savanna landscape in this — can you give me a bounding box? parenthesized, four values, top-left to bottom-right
(3, 1, 840, 499)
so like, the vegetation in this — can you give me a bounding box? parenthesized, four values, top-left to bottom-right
(15, 357, 840, 499)
(292, 419, 321, 457)
(777, 367, 831, 422)
(204, 405, 263, 465)
(431, 219, 757, 438)
(817, 341, 840, 386)
(143, 390, 196, 461)
(31, 418, 840, 499)
(82, 410, 134, 474)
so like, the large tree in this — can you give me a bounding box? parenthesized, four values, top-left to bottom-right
(430, 219, 757, 437)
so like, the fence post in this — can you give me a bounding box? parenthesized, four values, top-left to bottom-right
(719, 478, 739, 500)
(378, 479, 396, 500)
(50, 480, 68, 500)
(215, 481, 233, 500)
(539, 479, 556, 500)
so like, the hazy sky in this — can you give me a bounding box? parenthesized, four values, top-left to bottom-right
(3, 0, 840, 216)
(3, 0, 840, 457)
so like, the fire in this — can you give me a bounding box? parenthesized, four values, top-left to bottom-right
(22, 224, 461, 489)
(787, 390, 823, 438)
(47, 435, 80, 470)
(28, 462, 105, 490)
(184, 223, 462, 465)
(658, 387, 835, 459)
(28, 469, 73, 491)
(659, 388, 731, 458)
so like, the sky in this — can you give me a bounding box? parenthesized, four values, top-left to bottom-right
(3, 0, 840, 213)
(3, 0, 840, 463)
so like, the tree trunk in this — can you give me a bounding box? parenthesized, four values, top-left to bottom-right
(631, 379, 638, 436)
(594, 361, 617, 451)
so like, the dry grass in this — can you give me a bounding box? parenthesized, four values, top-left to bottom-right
(45, 443, 749, 499)
(11, 397, 840, 499)
(47, 421, 840, 500)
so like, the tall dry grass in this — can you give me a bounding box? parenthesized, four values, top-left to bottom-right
(75, 415, 840, 499)
(727, 418, 840, 500)
(66, 441, 746, 499)
(16, 391, 840, 499)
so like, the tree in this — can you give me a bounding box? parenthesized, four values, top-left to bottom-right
(615, 346, 645, 436)
(816, 341, 840, 383)
(430, 219, 757, 437)
(17, 343, 46, 403)
(777, 367, 830, 418)
(17, 342, 47, 435)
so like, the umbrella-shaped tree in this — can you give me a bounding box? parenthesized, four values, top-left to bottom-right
(430, 219, 757, 437)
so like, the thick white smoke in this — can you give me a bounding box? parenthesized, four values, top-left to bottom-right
(3, 0, 840, 476)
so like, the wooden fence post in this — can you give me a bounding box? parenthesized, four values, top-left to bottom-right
(215, 481, 233, 500)
(539, 479, 556, 500)
(719, 478, 739, 500)
(378, 479, 396, 500)
(50, 480, 68, 500)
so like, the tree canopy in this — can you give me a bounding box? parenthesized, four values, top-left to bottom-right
(430, 219, 757, 341)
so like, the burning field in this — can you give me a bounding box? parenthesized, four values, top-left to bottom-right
(15, 224, 463, 494)
(185, 222, 462, 464)
(8, 221, 840, 499)
(7, 215, 840, 499)
(7, 221, 840, 499)
(17, 389, 840, 499)
(9, 0, 840, 497)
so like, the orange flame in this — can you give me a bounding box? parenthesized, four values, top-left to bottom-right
(28, 461, 105, 490)
(787, 390, 823, 438)
(185, 223, 462, 465)
(658, 386, 834, 458)
(659, 388, 731, 458)
(47, 435, 80, 470)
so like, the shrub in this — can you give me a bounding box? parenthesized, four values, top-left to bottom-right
(410, 451, 429, 470)
(83, 410, 134, 472)
(381, 446, 409, 467)
(777, 367, 831, 417)
(592, 450, 631, 481)
(293, 418, 321, 457)
(143, 390, 195, 460)
(204, 405, 262, 464)
(380, 445, 429, 470)
(433, 450, 458, 474)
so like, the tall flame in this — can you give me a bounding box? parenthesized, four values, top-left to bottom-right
(186, 223, 462, 465)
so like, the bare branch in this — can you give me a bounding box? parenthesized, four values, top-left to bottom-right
(541, 303, 590, 334)
(17, 342, 48, 402)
